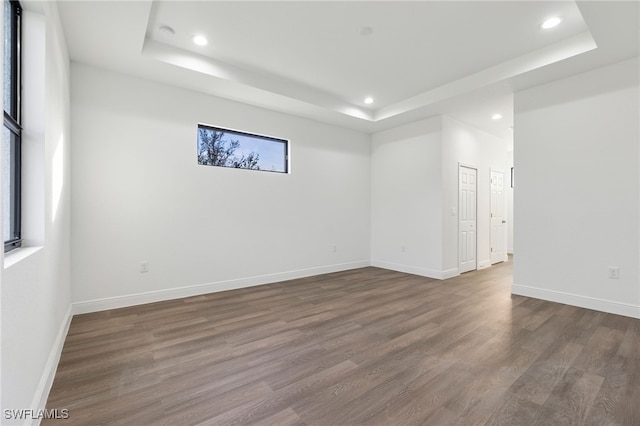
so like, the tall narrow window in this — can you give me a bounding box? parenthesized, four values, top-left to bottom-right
(3, 0, 22, 252)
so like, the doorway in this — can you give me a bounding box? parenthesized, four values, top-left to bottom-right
(459, 165, 477, 273)
(490, 169, 507, 264)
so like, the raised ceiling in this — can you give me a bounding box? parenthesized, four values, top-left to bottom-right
(57, 1, 639, 136)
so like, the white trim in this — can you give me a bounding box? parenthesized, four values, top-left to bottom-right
(458, 163, 479, 273)
(27, 304, 73, 426)
(3, 246, 44, 269)
(512, 283, 640, 319)
(72, 261, 369, 314)
(458, 161, 477, 170)
(371, 260, 448, 280)
(478, 259, 491, 270)
(442, 268, 460, 279)
(489, 167, 508, 266)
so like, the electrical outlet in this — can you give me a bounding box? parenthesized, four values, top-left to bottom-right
(608, 267, 620, 280)
(401, 246, 406, 253)
(140, 261, 149, 273)
(332, 245, 337, 253)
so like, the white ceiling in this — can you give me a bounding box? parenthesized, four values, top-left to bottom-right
(57, 1, 639, 137)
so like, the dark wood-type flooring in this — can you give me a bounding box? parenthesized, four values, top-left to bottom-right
(45, 260, 640, 425)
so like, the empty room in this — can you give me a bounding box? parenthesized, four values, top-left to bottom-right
(1, 1, 639, 425)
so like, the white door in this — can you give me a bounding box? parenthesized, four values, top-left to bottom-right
(459, 166, 477, 273)
(490, 169, 506, 264)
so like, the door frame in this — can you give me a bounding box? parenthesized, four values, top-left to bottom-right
(458, 163, 478, 273)
(490, 167, 507, 265)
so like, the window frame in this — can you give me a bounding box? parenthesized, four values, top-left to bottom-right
(197, 123, 289, 174)
(4, 0, 22, 252)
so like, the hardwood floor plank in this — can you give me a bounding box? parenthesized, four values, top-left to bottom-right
(251, 407, 302, 426)
(508, 341, 584, 405)
(293, 348, 428, 422)
(573, 325, 628, 377)
(484, 392, 551, 426)
(160, 381, 274, 425)
(42, 260, 640, 425)
(200, 360, 358, 425)
(540, 367, 604, 425)
(587, 357, 640, 425)
(618, 319, 640, 358)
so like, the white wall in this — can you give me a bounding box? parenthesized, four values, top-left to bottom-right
(370, 115, 509, 279)
(1, 3, 72, 424)
(70, 64, 371, 311)
(370, 117, 444, 277)
(513, 57, 640, 319)
(442, 116, 509, 272)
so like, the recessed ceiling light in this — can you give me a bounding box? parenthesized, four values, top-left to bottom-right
(491, 113, 503, 120)
(364, 97, 374, 105)
(159, 25, 175, 36)
(193, 35, 208, 46)
(360, 26, 373, 36)
(540, 16, 562, 29)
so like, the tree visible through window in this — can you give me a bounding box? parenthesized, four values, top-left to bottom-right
(3, 0, 22, 252)
(197, 124, 288, 173)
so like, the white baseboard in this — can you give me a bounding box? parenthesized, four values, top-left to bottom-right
(478, 259, 491, 270)
(28, 304, 73, 426)
(442, 268, 460, 279)
(370, 260, 450, 280)
(73, 261, 370, 314)
(512, 283, 640, 319)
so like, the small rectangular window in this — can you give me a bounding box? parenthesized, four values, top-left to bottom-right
(197, 124, 288, 173)
(3, 0, 22, 253)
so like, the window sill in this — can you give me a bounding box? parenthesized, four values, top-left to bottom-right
(4, 246, 43, 269)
